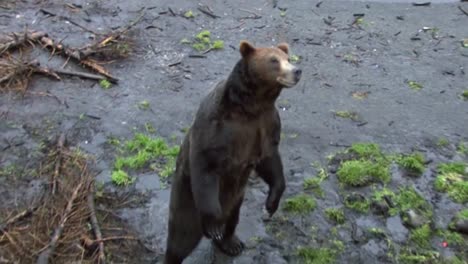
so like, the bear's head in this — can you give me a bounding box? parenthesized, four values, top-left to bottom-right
(239, 40, 302, 89)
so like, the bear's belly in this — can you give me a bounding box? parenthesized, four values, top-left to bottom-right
(218, 164, 254, 215)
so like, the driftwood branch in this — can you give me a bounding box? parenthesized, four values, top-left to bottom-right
(0, 31, 47, 55)
(0, 206, 38, 233)
(87, 192, 106, 264)
(36, 181, 84, 264)
(36, 35, 118, 83)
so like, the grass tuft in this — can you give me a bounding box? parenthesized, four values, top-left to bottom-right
(397, 152, 426, 176)
(409, 224, 432, 248)
(325, 208, 346, 225)
(297, 247, 336, 264)
(434, 162, 468, 203)
(283, 194, 317, 214)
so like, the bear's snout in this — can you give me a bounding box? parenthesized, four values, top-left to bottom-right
(293, 68, 302, 82)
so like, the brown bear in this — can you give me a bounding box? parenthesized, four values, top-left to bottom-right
(163, 40, 302, 264)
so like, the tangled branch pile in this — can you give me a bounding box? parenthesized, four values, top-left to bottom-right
(0, 135, 143, 263)
(0, 10, 144, 93)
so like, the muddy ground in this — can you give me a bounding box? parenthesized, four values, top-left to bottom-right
(1, 0, 467, 263)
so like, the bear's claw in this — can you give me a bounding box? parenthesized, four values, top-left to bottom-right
(214, 235, 245, 257)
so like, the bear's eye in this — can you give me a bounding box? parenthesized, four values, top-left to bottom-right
(270, 57, 279, 64)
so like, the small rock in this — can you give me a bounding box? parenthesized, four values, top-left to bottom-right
(403, 209, 430, 228)
(386, 216, 408, 243)
(371, 200, 389, 216)
(451, 218, 468, 235)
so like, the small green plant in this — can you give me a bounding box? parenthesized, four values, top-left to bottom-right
(436, 229, 465, 246)
(145, 122, 156, 134)
(461, 90, 468, 100)
(111, 169, 134, 186)
(349, 142, 382, 159)
(212, 40, 224, 50)
(394, 187, 433, 218)
(283, 194, 316, 214)
(457, 209, 468, 220)
(106, 136, 121, 147)
(409, 224, 432, 248)
(344, 194, 370, 213)
(434, 162, 468, 203)
(280, 10, 286, 17)
(138, 100, 150, 110)
(186, 30, 224, 52)
(112, 133, 180, 186)
(337, 159, 390, 186)
(397, 152, 425, 176)
(290, 54, 300, 62)
(304, 177, 321, 189)
(398, 250, 439, 264)
(368, 227, 386, 238)
(334, 110, 359, 121)
(457, 141, 467, 155)
(324, 208, 346, 225)
(192, 43, 207, 52)
(180, 38, 191, 44)
(297, 247, 336, 264)
(196, 30, 211, 41)
(437, 138, 449, 148)
(99, 79, 112, 89)
(184, 10, 194, 18)
(343, 53, 359, 64)
(408, 81, 423, 90)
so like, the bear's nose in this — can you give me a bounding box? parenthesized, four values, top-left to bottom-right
(294, 68, 302, 79)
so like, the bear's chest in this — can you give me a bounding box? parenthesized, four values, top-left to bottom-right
(225, 120, 273, 169)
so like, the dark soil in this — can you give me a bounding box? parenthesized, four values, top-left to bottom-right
(1, 0, 467, 263)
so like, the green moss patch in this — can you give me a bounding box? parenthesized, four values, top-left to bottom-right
(304, 166, 328, 197)
(397, 152, 426, 176)
(111, 133, 180, 186)
(409, 224, 432, 248)
(334, 143, 391, 187)
(461, 90, 468, 100)
(457, 209, 468, 220)
(372, 187, 432, 219)
(325, 208, 346, 225)
(398, 250, 439, 264)
(297, 247, 337, 264)
(181, 29, 224, 52)
(434, 162, 468, 203)
(436, 229, 465, 247)
(337, 159, 390, 186)
(344, 193, 370, 213)
(283, 194, 317, 214)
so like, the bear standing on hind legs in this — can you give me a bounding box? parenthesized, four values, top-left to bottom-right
(163, 40, 302, 264)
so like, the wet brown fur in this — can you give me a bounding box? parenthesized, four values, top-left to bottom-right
(163, 40, 300, 264)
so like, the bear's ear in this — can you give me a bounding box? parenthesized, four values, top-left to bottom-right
(277, 43, 289, 54)
(239, 40, 255, 58)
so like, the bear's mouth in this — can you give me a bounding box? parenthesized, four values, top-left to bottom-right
(277, 77, 297, 88)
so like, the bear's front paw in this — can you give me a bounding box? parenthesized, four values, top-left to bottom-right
(266, 197, 280, 217)
(202, 216, 225, 241)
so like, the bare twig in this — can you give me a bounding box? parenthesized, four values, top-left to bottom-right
(0, 31, 47, 55)
(238, 8, 262, 19)
(87, 192, 105, 264)
(459, 5, 468, 16)
(197, 4, 220, 18)
(0, 207, 39, 233)
(51, 68, 111, 82)
(51, 133, 66, 195)
(36, 181, 84, 264)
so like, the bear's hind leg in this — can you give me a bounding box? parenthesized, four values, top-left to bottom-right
(164, 210, 203, 264)
(213, 199, 245, 257)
